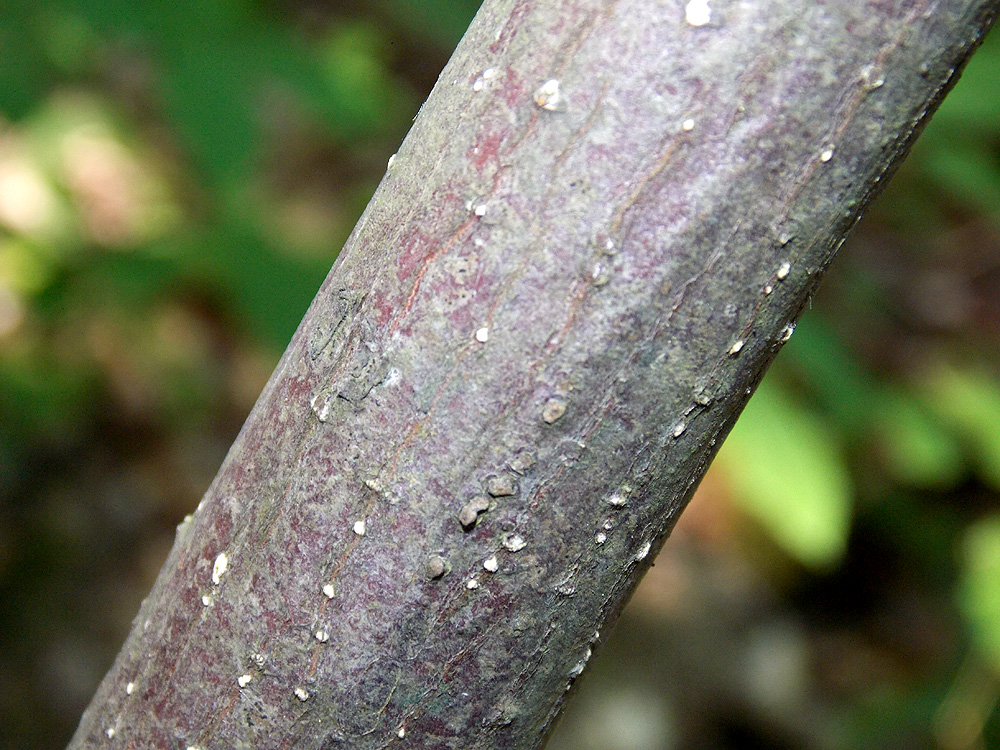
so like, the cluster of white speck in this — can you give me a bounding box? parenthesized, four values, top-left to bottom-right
(542, 397, 567, 424)
(237, 674, 253, 688)
(310, 392, 333, 423)
(685, 0, 712, 26)
(472, 67, 497, 92)
(211, 552, 228, 585)
(860, 64, 886, 90)
(503, 534, 527, 553)
(315, 628, 330, 643)
(595, 532, 607, 545)
(294, 687, 310, 702)
(606, 492, 628, 507)
(533, 79, 565, 111)
(569, 646, 593, 678)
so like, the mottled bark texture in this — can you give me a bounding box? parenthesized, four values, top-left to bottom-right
(70, 1, 996, 748)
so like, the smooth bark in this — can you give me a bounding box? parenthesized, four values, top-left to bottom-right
(69, 1, 997, 748)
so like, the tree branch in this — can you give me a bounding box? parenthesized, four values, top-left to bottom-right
(68, 0, 998, 747)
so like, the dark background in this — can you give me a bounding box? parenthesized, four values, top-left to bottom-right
(1, 2, 999, 748)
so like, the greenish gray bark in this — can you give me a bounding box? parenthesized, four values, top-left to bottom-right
(68, 1, 997, 748)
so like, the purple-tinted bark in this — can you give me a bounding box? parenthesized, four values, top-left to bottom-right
(69, 1, 996, 748)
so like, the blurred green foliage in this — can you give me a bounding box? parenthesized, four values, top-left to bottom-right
(962, 515, 1000, 672)
(0, 2, 999, 749)
(715, 372, 853, 570)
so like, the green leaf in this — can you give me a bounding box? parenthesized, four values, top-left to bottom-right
(379, 0, 483, 49)
(0, 1, 55, 119)
(715, 377, 853, 569)
(782, 316, 881, 436)
(316, 21, 409, 138)
(923, 144, 1000, 219)
(959, 515, 1000, 673)
(923, 364, 1000, 491)
(876, 388, 966, 489)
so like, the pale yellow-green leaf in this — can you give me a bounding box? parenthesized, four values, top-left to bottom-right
(715, 378, 853, 569)
(959, 515, 1000, 673)
(924, 364, 1000, 491)
(877, 388, 965, 489)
